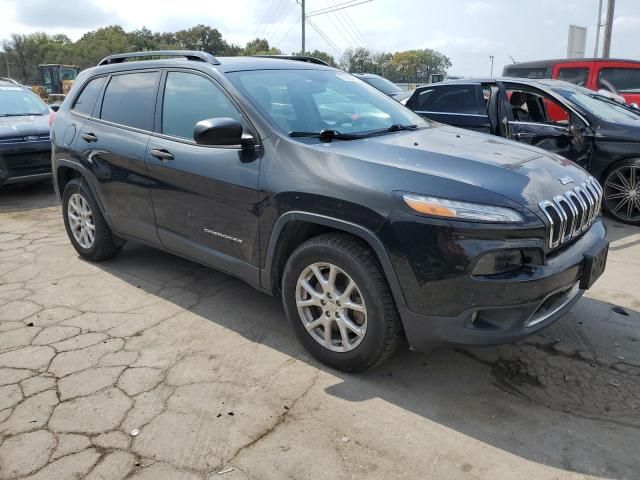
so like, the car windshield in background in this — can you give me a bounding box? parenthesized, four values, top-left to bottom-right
(554, 86, 640, 124)
(364, 76, 404, 95)
(229, 69, 427, 137)
(0, 86, 49, 116)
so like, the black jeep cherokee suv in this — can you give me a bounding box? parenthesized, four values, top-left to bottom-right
(51, 51, 608, 371)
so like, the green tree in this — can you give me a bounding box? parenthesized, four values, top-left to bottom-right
(242, 38, 282, 56)
(303, 49, 336, 66)
(388, 49, 452, 83)
(173, 25, 239, 55)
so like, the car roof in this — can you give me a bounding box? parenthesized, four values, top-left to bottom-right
(504, 58, 640, 69)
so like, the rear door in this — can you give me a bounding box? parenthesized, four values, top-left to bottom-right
(501, 82, 594, 168)
(145, 69, 261, 282)
(76, 70, 161, 245)
(406, 83, 492, 133)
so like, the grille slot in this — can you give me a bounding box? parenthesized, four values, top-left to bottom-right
(539, 177, 603, 249)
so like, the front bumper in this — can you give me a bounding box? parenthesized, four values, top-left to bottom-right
(381, 214, 607, 351)
(0, 142, 52, 186)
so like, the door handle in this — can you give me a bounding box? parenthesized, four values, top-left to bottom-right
(81, 132, 98, 143)
(515, 131, 536, 139)
(150, 148, 174, 161)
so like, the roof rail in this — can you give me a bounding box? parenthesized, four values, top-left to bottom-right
(253, 55, 331, 67)
(97, 50, 220, 67)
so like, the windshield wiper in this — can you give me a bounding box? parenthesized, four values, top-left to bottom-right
(357, 124, 420, 137)
(289, 129, 362, 140)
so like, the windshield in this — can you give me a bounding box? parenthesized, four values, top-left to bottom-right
(228, 69, 427, 136)
(0, 86, 49, 116)
(553, 86, 640, 124)
(363, 76, 403, 95)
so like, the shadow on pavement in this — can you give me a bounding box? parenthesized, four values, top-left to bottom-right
(91, 240, 640, 479)
(0, 181, 58, 213)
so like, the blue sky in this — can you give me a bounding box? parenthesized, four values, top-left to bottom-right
(1, 0, 639, 75)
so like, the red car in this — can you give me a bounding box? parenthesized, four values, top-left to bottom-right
(503, 58, 640, 106)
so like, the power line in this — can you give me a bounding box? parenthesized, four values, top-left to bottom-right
(307, 0, 372, 17)
(255, 0, 286, 39)
(262, 0, 291, 43)
(337, 5, 369, 46)
(306, 16, 343, 57)
(323, 1, 362, 47)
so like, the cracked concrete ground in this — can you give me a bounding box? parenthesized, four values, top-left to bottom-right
(0, 182, 639, 480)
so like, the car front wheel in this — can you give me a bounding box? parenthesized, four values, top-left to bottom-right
(602, 159, 640, 226)
(282, 233, 403, 371)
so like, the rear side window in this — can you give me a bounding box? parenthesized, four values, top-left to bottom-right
(415, 85, 486, 115)
(557, 67, 589, 87)
(598, 68, 640, 93)
(503, 66, 549, 79)
(162, 72, 242, 140)
(100, 72, 160, 130)
(72, 76, 106, 117)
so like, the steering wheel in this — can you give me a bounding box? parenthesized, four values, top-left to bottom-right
(332, 113, 362, 130)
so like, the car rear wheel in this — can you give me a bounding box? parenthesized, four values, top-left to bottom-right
(62, 178, 124, 261)
(602, 159, 640, 226)
(282, 233, 403, 371)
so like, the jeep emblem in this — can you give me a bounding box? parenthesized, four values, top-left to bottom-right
(558, 176, 574, 185)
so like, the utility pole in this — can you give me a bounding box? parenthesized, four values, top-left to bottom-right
(594, 0, 603, 57)
(489, 55, 494, 78)
(300, 0, 306, 55)
(602, 0, 615, 58)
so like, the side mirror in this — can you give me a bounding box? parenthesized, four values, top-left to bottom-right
(49, 104, 61, 112)
(193, 117, 254, 147)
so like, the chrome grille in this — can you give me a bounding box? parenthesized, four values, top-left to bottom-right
(539, 177, 603, 249)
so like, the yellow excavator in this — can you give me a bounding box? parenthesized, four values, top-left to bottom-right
(31, 64, 80, 104)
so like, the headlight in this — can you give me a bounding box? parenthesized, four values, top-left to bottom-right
(402, 194, 523, 223)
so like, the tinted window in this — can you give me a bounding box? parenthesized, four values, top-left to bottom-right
(416, 85, 485, 114)
(100, 72, 159, 130)
(598, 68, 640, 93)
(72, 76, 106, 116)
(162, 72, 241, 140)
(363, 76, 403, 95)
(557, 68, 589, 87)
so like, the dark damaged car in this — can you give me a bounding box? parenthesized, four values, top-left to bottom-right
(51, 51, 608, 371)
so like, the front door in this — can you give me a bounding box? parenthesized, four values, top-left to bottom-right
(145, 70, 261, 282)
(502, 83, 594, 168)
(76, 70, 161, 245)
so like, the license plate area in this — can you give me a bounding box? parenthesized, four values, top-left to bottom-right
(580, 239, 609, 290)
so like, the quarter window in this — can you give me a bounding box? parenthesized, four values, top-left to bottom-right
(162, 72, 242, 140)
(100, 72, 160, 131)
(557, 68, 589, 87)
(72, 76, 106, 117)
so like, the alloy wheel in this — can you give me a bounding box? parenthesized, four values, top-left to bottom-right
(604, 165, 640, 223)
(67, 193, 96, 249)
(295, 262, 367, 353)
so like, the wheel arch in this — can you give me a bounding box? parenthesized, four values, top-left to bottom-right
(261, 211, 406, 308)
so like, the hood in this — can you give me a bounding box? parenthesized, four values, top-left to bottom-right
(0, 114, 51, 140)
(308, 124, 591, 212)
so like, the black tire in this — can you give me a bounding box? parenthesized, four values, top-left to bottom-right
(61, 178, 124, 261)
(602, 158, 640, 226)
(282, 233, 403, 372)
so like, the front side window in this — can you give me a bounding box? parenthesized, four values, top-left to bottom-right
(72, 76, 106, 117)
(557, 67, 589, 87)
(100, 72, 160, 130)
(0, 86, 49, 116)
(162, 72, 242, 140)
(598, 68, 640, 93)
(229, 69, 427, 135)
